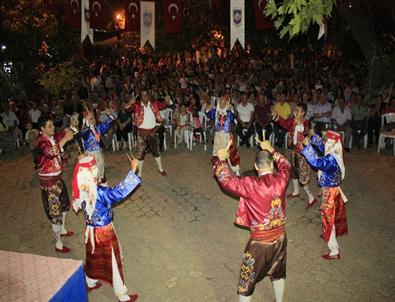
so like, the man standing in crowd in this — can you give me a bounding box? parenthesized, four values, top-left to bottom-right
(331, 96, 352, 152)
(35, 115, 74, 253)
(212, 139, 291, 302)
(313, 88, 332, 134)
(236, 92, 255, 147)
(351, 94, 369, 148)
(127, 89, 170, 177)
(272, 90, 292, 147)
(254, 94, 272, 141)
(301, 130, 348, 260)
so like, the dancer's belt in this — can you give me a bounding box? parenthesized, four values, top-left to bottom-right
(39, 173, 63, 186)
(138, 127, 157, 137)
(250, 226, 285, 242)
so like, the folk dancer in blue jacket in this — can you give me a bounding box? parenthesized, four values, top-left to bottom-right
(80, 110, 114, 183)
(72, 154, 141, 302)
(301, 130, 348, 260)
(206, 96, 240, 175)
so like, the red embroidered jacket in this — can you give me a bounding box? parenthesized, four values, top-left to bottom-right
(213, 151, 291, 242)
(276, 117, 310, 152)
(129, 101, 167, 128)
(35, 130, 66, 176)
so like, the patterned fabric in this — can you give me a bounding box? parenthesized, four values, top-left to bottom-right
(85, 223, 123, 287)
(81, 119, 113, 152)
(276, 117, 310, 152)
(206, 108, 235, 133)
(80, 171, 140, 289)
(40, 177, 70, 224)
(35, 132, 65, 176)
(82, 171, 141, 227)
(351, 105, 369, 122)
(213, 151, 291, 240)
(133, 128, 160, 160)
(130, 101, 167, 127)
(301, 135, 342, 187)
(291, 152, 310, 185)
(89, 150, 105, 181)
(321, 187, 348, 241)
(238, 234, 287, 296)
(212, 132, 240, 166)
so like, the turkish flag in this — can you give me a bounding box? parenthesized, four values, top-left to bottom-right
(66, 0, 81, 28)
(163, 0, 183, 33)
(252, 0, 273, 29)
(46, 0, 59, 14)
(90, 0, 106, 29)
(124, 0, 140, 31)
(211, 0, 222, 12)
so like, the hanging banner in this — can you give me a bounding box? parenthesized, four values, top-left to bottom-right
(89, 0, 106, 29)
(230, 0, 245, 49)
(140, 1, 155, 49)
(66, 0, 81, 28)
(81, 0, 94, 43)
(163, 0, 183, 33)
(124, 0, 140, 31)
(252, 0, 273, 29)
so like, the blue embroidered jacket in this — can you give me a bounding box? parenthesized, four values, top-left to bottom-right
(82, 171, 141, 227)
(81, 119, 113, 152)
(206, 108, 235, 133)
(301, 134, 342, 187)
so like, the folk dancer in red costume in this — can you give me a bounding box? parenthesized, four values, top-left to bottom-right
(212, 139, 291, 302)
(35, 115, 74, 253)
(72, 154, 141, 301)
(272, 103, 317, 208)
(206, 96, 240, 175)
(126, 89, 170, 177)
(301, 130, 348, 260)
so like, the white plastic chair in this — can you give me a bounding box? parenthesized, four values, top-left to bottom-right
(164, 108, 173, 137)
(174, 127, 191, 149)
(377, 113, 395, 156)
(174, 112, 192, 150)
(349, 133, 368, 149)
(111, 135, 119, 151)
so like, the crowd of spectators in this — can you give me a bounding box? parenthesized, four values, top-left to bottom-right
(1, 41, 395, 156)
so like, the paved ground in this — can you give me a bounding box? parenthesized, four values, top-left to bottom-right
(0, 143, 394, 302)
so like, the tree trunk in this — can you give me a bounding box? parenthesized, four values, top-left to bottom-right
(337, 0, 395, 99)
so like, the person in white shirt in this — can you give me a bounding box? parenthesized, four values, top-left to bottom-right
(236, 93, 255, 148)
(313, 89, 332, 134)
(331, 96, 352, 152)
(28, 103, 41, 128)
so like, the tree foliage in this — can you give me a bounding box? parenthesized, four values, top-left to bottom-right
(265, 0, 335, 39)
(38, 61, 81, 98)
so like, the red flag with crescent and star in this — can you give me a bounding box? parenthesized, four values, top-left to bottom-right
(66, 0, 81, 28)
(211, 0, 222, 12)
(252, 0, 273, 30)
(90, 0, 106, 29)
(46, 0, 59, 14)
(124, 0, 140, 31)
(163, 0, 183, 33)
